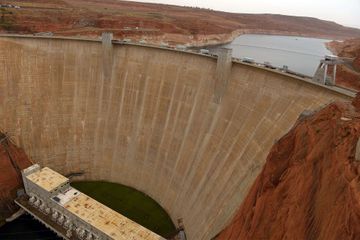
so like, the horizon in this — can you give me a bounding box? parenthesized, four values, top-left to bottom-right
(128, 0, 360, 29)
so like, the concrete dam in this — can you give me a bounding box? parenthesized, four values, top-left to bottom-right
(0, 35, 353, 239)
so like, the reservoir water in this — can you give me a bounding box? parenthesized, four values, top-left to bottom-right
(210, 34, 333, 77)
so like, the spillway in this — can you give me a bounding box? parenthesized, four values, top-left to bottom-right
(0, 35, 353, 239)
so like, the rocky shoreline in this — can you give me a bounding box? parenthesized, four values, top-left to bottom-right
(129, 29, 350, 48)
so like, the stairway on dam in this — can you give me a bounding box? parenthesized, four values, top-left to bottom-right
(0, 34, 355, 239)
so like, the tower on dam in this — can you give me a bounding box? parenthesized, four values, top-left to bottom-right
(313, 55, 343, 86)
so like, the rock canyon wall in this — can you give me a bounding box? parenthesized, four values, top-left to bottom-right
(216, 95, 360, 240)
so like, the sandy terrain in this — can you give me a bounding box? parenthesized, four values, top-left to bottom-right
(1, 0, 360, 46)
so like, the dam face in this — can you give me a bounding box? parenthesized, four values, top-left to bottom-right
(0, 36, 351, 239)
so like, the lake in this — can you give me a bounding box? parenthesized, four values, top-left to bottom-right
(210, 34, 333, 77)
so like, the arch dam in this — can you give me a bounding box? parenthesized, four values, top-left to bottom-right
(0, 35, 354, 240)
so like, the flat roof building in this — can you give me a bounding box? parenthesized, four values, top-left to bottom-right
(26, 167, 69, 192)
(19, 165, 165, 240)
(63, 193, 162, 239)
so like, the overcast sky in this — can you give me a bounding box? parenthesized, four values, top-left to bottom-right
(129, 0, 360, 29)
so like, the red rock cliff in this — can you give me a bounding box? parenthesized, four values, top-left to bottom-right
(216, 95, 360, 240)
(0, 133, 32, 225)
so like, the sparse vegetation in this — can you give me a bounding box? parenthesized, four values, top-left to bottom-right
(0, 8, 14, 31)
(147, 12, 163, 19)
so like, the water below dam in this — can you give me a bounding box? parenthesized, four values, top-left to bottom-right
(209, 34, 333, 77)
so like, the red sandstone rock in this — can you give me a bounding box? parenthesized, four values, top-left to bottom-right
(334, 65, 360, 91)
(0, 133, 32, 225)
(352, 93, 360, 110)
(216, 98, 360, 240)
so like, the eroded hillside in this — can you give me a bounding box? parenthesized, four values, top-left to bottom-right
(1, 0, 360, 46)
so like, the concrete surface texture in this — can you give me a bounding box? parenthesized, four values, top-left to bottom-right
(0, 36, 352, 239)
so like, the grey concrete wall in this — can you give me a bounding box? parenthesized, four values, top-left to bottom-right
(0, 36, 352, 239)
(214, 48, 232, 104)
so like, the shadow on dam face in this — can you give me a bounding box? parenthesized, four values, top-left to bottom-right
(0, 36, 352, 239)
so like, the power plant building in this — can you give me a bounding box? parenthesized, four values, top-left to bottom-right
(18, 164, 165, 240)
